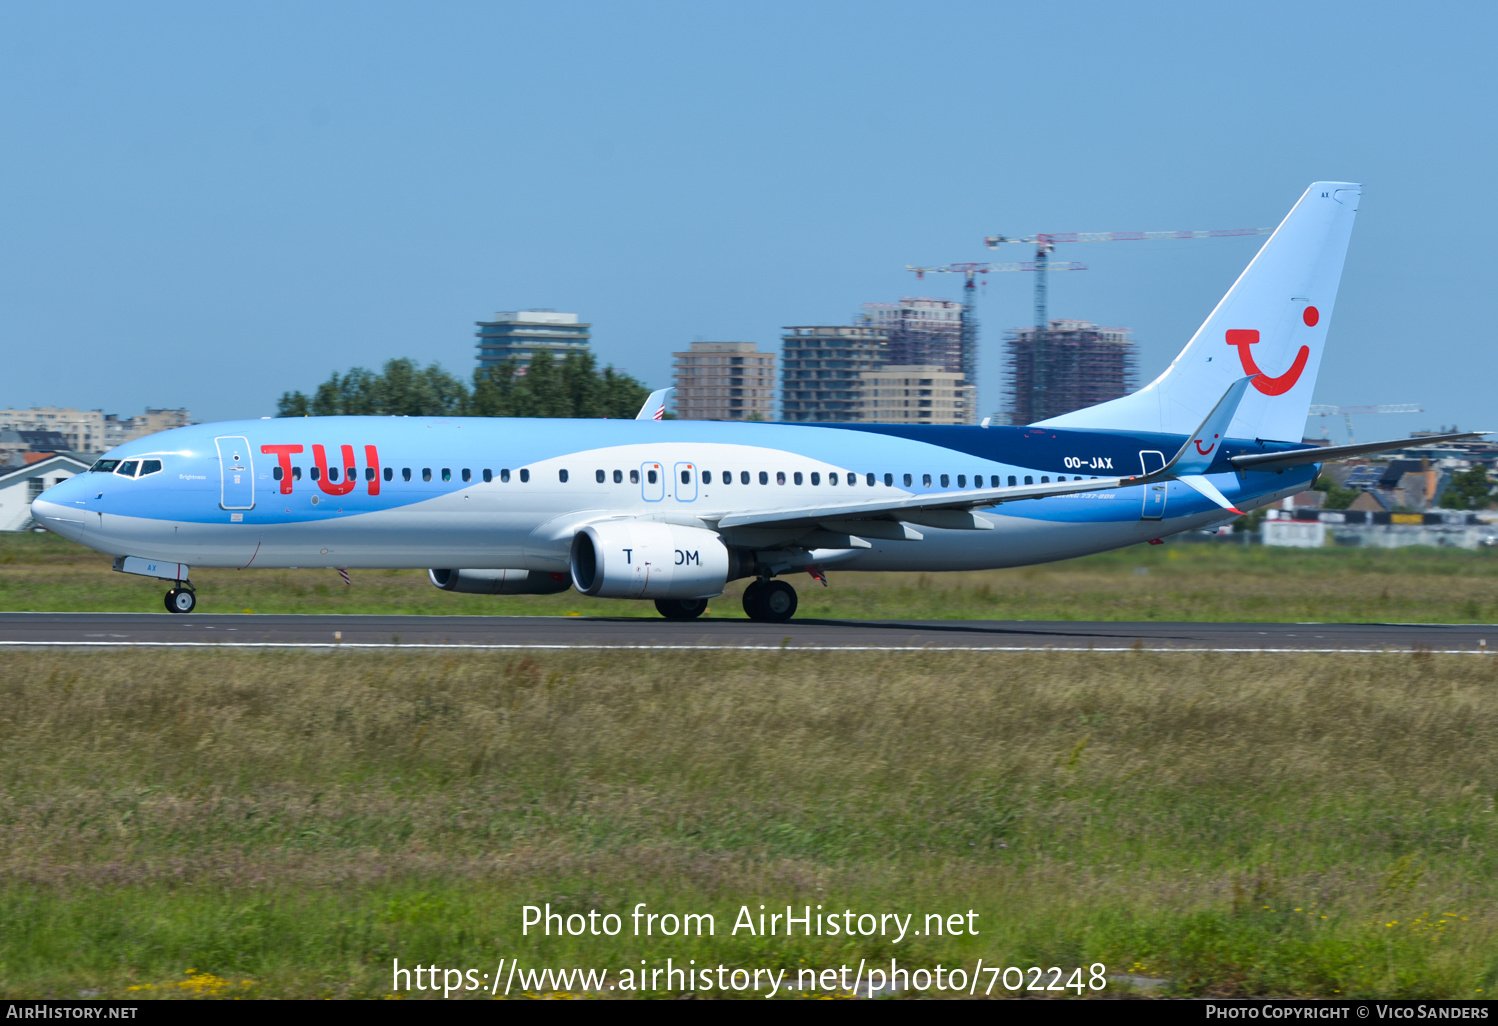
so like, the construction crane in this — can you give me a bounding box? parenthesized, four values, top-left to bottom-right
(983, 226, 1275, 333)
(905, 260, 1089, 380)
(1307, 403, 1423, 444)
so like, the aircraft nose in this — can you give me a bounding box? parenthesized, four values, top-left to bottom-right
(31, 479, 92, 540)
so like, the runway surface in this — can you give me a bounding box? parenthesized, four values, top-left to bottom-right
(0, 612, 1493, 653)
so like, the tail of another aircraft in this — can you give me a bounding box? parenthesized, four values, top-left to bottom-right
(1038, 181, 1361, 442)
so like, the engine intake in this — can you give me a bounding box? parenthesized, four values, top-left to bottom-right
(570, 521, 729, 599)
(428, 569, 572, 595)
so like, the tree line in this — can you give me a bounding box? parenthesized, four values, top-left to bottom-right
(275, 352, 657, 420)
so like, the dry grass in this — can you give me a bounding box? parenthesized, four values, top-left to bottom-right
(1, 648, 1496, 998)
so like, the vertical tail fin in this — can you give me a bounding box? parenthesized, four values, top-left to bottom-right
(1038, 182, 1361, 442)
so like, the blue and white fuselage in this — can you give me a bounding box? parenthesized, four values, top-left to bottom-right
(32, 416, 1315, 573)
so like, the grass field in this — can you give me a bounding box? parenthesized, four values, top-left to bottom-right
(3, 531, 1498, 622)
(2, 647, 1496, 999)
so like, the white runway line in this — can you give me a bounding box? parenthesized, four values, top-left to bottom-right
(0, 640, 1490, 655)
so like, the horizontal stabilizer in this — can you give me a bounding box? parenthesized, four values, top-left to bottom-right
(1229, 431, 1487, 472)
(1178, 475, 1243, 514)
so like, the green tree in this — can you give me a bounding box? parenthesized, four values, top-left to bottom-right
(1312, 471, 1360, 510)
(281, 353, 652, 419)
(1438, 465, 1495, 510)
(276, 391, 310, 417)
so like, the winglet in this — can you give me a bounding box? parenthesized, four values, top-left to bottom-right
(1153, 376, 1254, 478)
(636, 388, 673, 421)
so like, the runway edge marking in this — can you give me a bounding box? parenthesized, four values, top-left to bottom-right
(0, 641, 1490, 655)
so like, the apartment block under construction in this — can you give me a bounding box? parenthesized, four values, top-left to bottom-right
(1004, 319, 1136, 425)
(860, 298, 969, 377)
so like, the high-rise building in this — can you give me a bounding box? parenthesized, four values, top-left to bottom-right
(475, 310, 591, 373)
(779, 327, 889, 422)
(671, 342, 776, 421)
(1004, 319, 1136, 425)
(860, 298, 977, 423)
(858, 365, 971, 425)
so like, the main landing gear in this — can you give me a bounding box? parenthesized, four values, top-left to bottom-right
(742, 579, 797, 623)
(164, 584, 196, 614)
(654, 597, 708, 620)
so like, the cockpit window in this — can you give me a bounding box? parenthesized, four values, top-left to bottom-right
(90, 460, 119, 473)
(116, 461, 139, 477)
(138, 459, 163, 477)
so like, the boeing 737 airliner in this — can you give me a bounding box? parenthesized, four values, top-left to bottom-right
(30, 182, 1481, 621)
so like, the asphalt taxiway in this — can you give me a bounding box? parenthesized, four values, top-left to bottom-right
(0, 612, 1492, 653)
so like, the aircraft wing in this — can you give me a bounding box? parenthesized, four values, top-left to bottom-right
(1229, 431, 1487, 472)
(713, 474, 1134, 531)
(716, 377, 1257, 531)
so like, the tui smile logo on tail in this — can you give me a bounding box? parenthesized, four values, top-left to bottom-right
(1225, 306, 1318, 396)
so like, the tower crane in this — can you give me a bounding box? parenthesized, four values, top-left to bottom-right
(905, 260, 1089, 384)
(1307, 404, 1423, 445)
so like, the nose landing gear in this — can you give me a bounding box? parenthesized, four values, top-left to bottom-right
(164, 585, 196, 614)
(742, 579, 797, 622)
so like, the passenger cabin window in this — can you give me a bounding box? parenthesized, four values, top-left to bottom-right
(740, 471, 750, 485)
(1024, 475, 1034, 485)
(776, 471, 786, 485)
(829, 472, 839, 485)
(461, 469, 471, 482)
(940, 474, 949, 488)
(682, 470, 692, 485)
(422, 468, 431, 482)
(923, 474, 932, 487)
(1041, 476, 1050, 483)
(519, 469, 530, 482)
(596, 469, 606, 483)
(500, 469, 511, 482)
(292, 466, 302, 481)
(483, 469, 493, 483)
(613, 470, 622, 483)
(328, 467, 339, 482)
(383, 467, 393, 482)
(629, 469, 639, 484)
(442, 468, 452, 482)
(884, 473, 893, 486)
(1008, 475, 1017, 486)
(703, 471, 713, 484)
(402, 468, 411, 481)
(793, 472, 802, 485)
(903, 473, 913, 487)
(991, 475, 1000, 487)
(367, 467, 376, 481)
(957, 475, 966, 488)
(758, 471, 768, 485)
(559, 469, 568, 483)
(810, 472, 820, 485)
(720, 471, 730, 485)
(647, 469, 657, 484)
(866, 473, 876, 486)
(273, 466, 283, 481)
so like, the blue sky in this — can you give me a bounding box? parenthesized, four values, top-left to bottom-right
(2, 1, 1493, 441)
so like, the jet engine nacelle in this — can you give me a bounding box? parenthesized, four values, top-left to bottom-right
(570, 521, 729, 599)
(428, 568, 572, 595)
